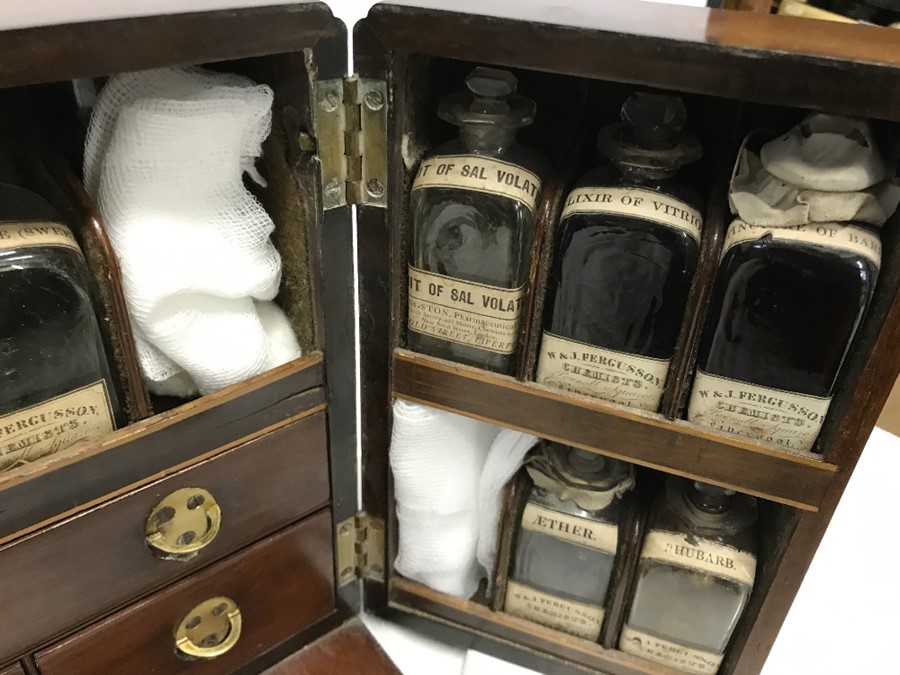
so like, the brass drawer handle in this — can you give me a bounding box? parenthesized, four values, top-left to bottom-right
(175, 596, 242, 659)
(146, 487, 222, 559)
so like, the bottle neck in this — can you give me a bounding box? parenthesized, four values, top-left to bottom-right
(688, 482, 733, 515)
(615, 161, 679, 184)
(460, 124, 518, 155)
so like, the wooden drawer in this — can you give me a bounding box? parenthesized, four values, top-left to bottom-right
(36, 509, 336, 675)
(0, 411, 328, 661)
(0, 664, 24, 675)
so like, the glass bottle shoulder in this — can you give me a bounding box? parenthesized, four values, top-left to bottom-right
(527, 484, 626, 526)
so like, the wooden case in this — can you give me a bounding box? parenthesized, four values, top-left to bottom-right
(0, 1, 897, 674)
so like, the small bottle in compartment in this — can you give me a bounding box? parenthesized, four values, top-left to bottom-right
(407, 67, 547, 374)
(620, 479, 757, 675)
(0, 151, 122, 472)
(536, 93, 703, 411)
(504, 443, 634, 641)
(688, 115, 889, 455)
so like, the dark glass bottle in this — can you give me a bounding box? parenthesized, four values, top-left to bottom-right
(688, 218, 879, 455)
(407, 67, 546, 374)
(505, 444, 634, 641)
(0, 157, 122, 472)
(621, 479, 757, 674)
(536, 94, 703, 411)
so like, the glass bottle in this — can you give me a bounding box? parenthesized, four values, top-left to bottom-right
(536, 93, 703, 411)
(620, 479, 757, 674)
(687, 219, 879, 455)
(0, 152, 122, 472)
(505, 443, 634, 641)
(407, 67, 547, 375)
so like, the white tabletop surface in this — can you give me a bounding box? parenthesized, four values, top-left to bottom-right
(1, 2, 893, 673)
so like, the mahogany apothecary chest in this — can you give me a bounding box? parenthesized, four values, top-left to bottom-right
(0, 1, 897, 674)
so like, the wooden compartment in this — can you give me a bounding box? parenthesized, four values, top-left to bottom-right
(35, 510, 336, 675)
(0, 665, 24, 675)
(0, 3, 898, 675)
(0, 410, 328, 661)
(0, 4, 352, 544)
(355, 3, 900, 675)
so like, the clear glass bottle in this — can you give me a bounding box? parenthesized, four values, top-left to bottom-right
(407, 67, 547, 375)
(620, 479, 757, 674)
(687, 218, 879, 454)
(505, 444, 634, 641)
(0, 154, 122, 472)
(536, 93, 703, 411)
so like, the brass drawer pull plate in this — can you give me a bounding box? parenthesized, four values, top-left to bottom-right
(174, 596, 242, 659)
(146, 487, 222, 559)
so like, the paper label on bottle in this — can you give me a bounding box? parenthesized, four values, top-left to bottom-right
(722, 219, 881, 268)
(0, 221, 81, 253)
(0, 381, 115, 472)
(411, 154, 542, 212)
(688, 370, 831, 455)
(504, 580, 605, 640)
(561, 187, 702, 243)
(521, 502, 619, 554)
(536, 332, 668, 411)
(641, 530, 756, 587)
(619, 625, 723, 674)
(407, 265, 525, 354)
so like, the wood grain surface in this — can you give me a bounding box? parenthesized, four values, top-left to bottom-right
(393, 349, 836, 510)
(0, 356, 324, 541)
(262, 619, 399, 675)
(0, 412, 330, 661)
(36, 510, 336, 675)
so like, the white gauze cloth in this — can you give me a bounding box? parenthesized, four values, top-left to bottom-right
(729, 114, 900, 227)
(84, 67, 301, 395)
(391, 399, 500, 598)
(476, 429, 538, 589)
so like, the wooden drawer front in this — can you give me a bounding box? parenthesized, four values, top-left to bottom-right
(0, 664, 24, 675)
(36, 509, 335, 675)
(0, 412, 329, 660)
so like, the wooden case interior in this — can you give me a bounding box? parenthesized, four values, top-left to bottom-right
(0, 2, 899, 675)
(359, 4, 900, 674)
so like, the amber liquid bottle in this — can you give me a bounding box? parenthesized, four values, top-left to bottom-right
(0, 153, 122, 472)
(621, 479, 757, 674)
(407, 67, 547, 374)
(688, 219, 879, 454)
(537, 94, 703, 411)
(505, 445, 634, 641)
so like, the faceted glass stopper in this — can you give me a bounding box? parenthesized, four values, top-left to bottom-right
(621, 93, 687, 151)
(438, 65, 536, 128)
(597, 92, 701, 170)
(466, 67, 517, 115)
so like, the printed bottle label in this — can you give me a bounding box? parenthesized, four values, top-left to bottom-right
(722, 219, 881, 268)
(0, 381, 115, 472)
(688, 370, 831, 455)
(0, 221, 81, 253)
(561, 187, 702, 243)
(536, 332, 668, 411)
(505, 580, 605, 641)
(521, 501, 619, 554)
(411, 154, 542, 212)
(640, 530, 756, 587)
(407, 265, 525, 355)
(619, 625, 723, 674)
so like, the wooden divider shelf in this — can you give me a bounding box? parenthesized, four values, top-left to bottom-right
(392, 349, 837, 511)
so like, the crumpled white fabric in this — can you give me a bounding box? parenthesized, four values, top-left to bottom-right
(84, 67, 301, 396)
(390, 400, 538, 598)
(391, 399, 499, 598)
(476, 428, 538, 590)
(729, 115, 900, 227)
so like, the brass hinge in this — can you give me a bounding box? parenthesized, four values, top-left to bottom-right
(313, 76, 388, 210)
(336, 512, 386, 586)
